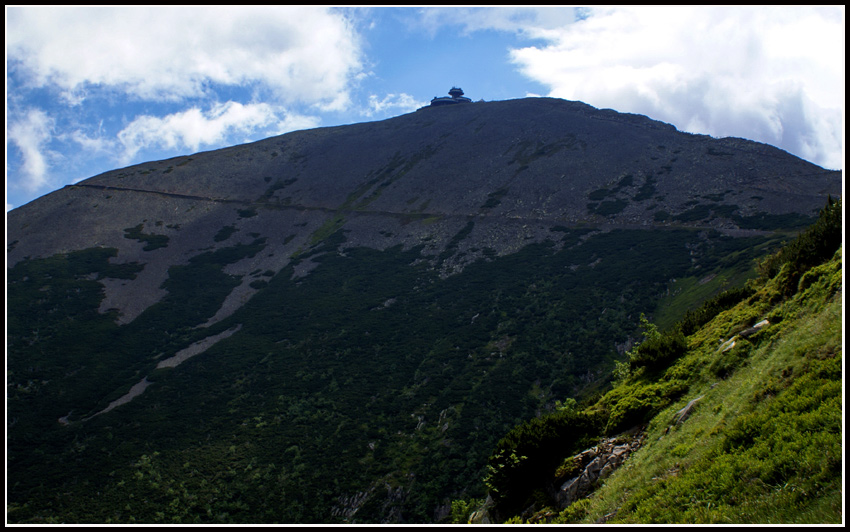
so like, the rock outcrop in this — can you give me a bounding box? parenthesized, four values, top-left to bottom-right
(553, 429, 646, 511)
(468, 428, 646, 524)
(718, 318, 770, 353)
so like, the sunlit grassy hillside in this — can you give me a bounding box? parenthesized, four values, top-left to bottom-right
(460, 198, 842, 524)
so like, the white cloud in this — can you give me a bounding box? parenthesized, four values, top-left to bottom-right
(427, 6, 843, 169)
(513, 7, 844, 169)
(363, 93, 427, 117)
(6, 6, 355, 207)
(7, 108, 56, 191)
(6, 6, 364, 107)
(68, 127, 112, 155)
(115, 101, 318, 163)
(268, 113, 323, 137)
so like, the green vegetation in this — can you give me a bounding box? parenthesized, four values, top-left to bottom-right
(650, 203, 814, 232)
(214, 225, 238, 242)
(735, 211, 816, 231)
(258, 177, 298, 203)
(8, 199, 830, 524)
(586, 172, 662, 215)
(632, 174, 657, 202)
(481, 187, 509, 209)
(124, 223, 170, 250)
(624, 315, 687, 372)
(588, 198, 628, 216)
(756, 196, 841, 292)
(454, 198, 841, 524)
(307, 214, 347, 247)
(484, 408, 603, 518)
(349, 146, 438, 210)
(7, 238, 267, 437)
(506, 135, 583, 172)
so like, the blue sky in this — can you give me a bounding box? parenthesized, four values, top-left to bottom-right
(5, 6, 845, 211)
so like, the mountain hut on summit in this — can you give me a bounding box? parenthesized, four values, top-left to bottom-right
(429, 87, 473, 106)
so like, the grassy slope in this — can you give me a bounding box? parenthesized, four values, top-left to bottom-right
(571, 251, 842, 524)
(473, 200, 843, 525)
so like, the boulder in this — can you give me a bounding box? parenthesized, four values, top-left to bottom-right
(672, 395, 705, 426)
(555, 431, 645, 510)
(738, 319, 769, 338)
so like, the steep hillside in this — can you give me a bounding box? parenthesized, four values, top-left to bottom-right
(5, 98, 842, 523)
(460, 199, 842, 524)
(7, 98, 839, 325)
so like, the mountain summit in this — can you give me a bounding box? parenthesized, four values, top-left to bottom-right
(6, 97, 841, 523)
(7, 97, 838, 324)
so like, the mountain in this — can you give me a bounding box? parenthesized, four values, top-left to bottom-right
(6, 97, 842, 523)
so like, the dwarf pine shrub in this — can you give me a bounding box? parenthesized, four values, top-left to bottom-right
(757, 197, 841, 294)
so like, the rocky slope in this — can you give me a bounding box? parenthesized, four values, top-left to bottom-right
(7, 97, 839, 325)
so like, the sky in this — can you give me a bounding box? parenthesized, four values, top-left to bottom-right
(5, 6, 845, 211)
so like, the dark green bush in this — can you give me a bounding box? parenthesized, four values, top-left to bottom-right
(628, 330, 687, 371)
(708, 339, 754, 378)
(757, 197, 841, 294)
(673, 204, 712, 222)
(214, 225, 238, 242)
(653, 210, 670, 222)
(677, 285, 755, 337)
(601, 380, 687, 434)
(484, 409, 603, 518)
(593, 199, 628, 216)
(624, 314, 687, 372)
(123, 223, 170, 251)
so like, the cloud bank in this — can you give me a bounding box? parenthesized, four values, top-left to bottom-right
(6, 6, 843, 212)
(6, 6, 366, 207)
(6, 6, 363, 107)
(502, 6, 844, 170)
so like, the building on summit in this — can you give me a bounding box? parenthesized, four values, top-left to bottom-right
(429, 87, 473, 106)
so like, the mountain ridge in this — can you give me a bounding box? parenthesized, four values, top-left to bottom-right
(8, 97, 839, 326)
(6, 96, 842, 523)
(9, 97, 838, 248)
